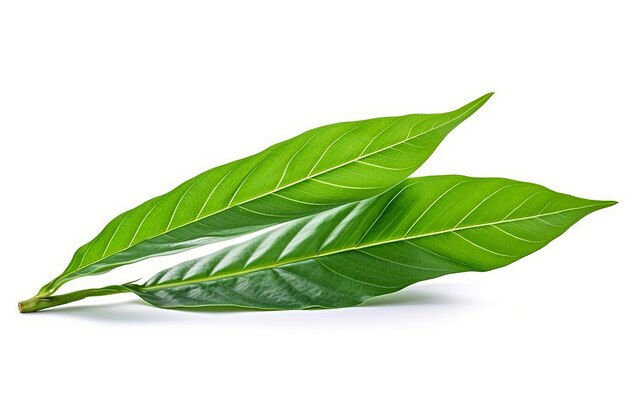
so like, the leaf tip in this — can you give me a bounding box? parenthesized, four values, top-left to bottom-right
(587, 199, 618, 213)
(476, 91, 495, 103)
(478, 92, 495, 106)
(454, 92, 495, 116)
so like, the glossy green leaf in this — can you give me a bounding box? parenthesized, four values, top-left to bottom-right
(38, 94, 492, 296)
(125, 176, 614, 310)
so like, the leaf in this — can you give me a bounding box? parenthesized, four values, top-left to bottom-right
(125, 176, 615, 310)
(39, 94, 492, 296)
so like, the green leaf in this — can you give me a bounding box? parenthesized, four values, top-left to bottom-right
(39, 94, 492, 296)
(126, 176, 615, 310)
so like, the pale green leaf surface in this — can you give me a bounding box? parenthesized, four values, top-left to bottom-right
(42, 94, 491, 295)
(127, 176, 614, 309)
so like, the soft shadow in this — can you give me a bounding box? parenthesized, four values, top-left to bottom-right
(35, 299, 184, 323)
(359, 289, 459, 308)
(35, 287, 468, 322)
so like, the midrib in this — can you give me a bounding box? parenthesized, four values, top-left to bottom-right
(140, 203, 603, 292)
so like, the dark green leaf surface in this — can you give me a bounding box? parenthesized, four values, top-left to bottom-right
(41, 94, 492, 295)
(127, 176, 614, 309)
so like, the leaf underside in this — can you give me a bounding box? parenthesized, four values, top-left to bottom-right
(44, 93, 492, 294)
(127, 175, 614, 310)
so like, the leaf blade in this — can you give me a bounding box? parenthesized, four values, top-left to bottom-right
(43, 94, 492, 294)
(127, 176, 614, 309)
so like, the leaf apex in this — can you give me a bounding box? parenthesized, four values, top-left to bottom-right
(477, 91, 495, 104)
(453, 92, 494, 117)
(585, 199, 618, 213)
(601, 200, 618, 208)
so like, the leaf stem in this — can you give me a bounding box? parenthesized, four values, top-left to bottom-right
(18, 285, 131, 313)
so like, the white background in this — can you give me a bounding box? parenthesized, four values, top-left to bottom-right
(1, 1, 624, 416)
